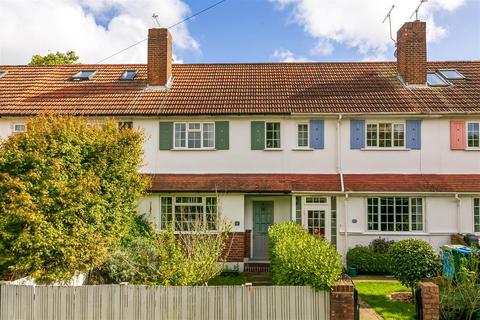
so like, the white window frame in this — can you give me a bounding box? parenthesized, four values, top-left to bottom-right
(159, 195, 218, 232)
(466, 121, 480, 149)
(474, 198, 480, 234)
(366, 196, 425, 232)
(12, 123, 27, 133)
(296, 122, 310, 149)
(173, 122, 215, 150)
(365, 121, 406, 149)
(265, 121, 281, 150)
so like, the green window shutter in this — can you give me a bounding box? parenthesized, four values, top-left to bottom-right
(215, 121, 229, 150)
(159, 122, 173, 150)
(251, 121, 265, 150)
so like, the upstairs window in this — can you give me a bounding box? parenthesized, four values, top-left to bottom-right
(71, 70, 96, 81)
(13, 123, 26, 133)
(366, 122, 405, 148)
(265, 122, 281, 149)
(368, 197, 423, 232)
(475, 198, 479, 233)
(296, 123, 309, 148)
(467, 122, 480, 148)
(427, 72, 449, 87)
(174, 122, 214, 149)
(118, 121, 133, 129)
(438, 69, 465, 80)
(119, 70, 138, 81)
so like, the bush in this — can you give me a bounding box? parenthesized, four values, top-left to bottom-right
(269, 222, 342, 290)
(369, 237, 395, 254)
(0, 115, 147, 282)
(388, 239, 439, 293)
(347, 246, 391, 275)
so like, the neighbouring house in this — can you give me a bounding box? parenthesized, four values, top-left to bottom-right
(0, 21, 478, 272)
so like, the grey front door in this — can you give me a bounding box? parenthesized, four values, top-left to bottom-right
(252, 201, 274, 260)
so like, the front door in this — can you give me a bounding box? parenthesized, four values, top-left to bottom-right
(252, 201, 274, 260)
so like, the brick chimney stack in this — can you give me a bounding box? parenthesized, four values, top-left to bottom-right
(148, 28, 172, 88)
(396, 20, 427, 86)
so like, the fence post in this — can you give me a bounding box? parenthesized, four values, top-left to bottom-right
(417, 282, 439, 320)
(330, 280, 355, 320)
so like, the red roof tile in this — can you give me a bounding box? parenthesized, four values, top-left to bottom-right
(0, 61, 479, 115)
(146, 174, 480, 193)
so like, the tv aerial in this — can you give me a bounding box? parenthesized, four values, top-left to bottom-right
(382, 5, 396, 46)
(409, 0, 428, 20)
(152, 13, 161, 27)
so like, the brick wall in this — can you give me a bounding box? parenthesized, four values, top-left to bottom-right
(419, 282, 439, 320)
(147, 28, 172, 87)
(396, 20, 426, 85)
(223, 232, 247, 262)
(244, 230, 251, 259)
(330, 280, 355, 320)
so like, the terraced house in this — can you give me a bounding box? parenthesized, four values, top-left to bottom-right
(0, 20, 479, 271)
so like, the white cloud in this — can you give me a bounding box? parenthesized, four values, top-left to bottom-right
(0, 0, 198, 64)
(272, 49, 311, 62)
(269, 0, 465, 61)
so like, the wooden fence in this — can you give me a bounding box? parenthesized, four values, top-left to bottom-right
(0, 284, 330, 320)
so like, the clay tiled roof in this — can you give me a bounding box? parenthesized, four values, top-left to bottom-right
(0, 61, 479, 115)
(146, 174, 480, 193)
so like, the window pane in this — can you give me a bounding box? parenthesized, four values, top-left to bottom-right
(474, 198, 479, 233)
(331, 196, 337, 247)
(14, 124, 26, 132)
(295, 196, 302, 225)
(161, 197, 173, 230)
(188, 131, 201, 148)
(468, 123, 479, 148)
(393, 124, 405, 147)
(438, 70, 464, 80)
(367, 198, 379, 231)
(427, 73, 449, 86)
(367, 124, 378, 147)
(380, 197, 394, 231)
(202, 123, 214, 148)
(395, 197, 409, 231)
(411, 198, 423, 231)
(307, 210, 325, 237)
(189, 123, 200, 130)
(297, 124, 309, 147)
(379, 123, 392, 148)
(206, 197, 217, 230)
(266, 122, 281, 148)
(174, 123, 186, 148)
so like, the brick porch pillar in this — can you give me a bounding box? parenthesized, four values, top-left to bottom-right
(330, 279, 355, 320)
(418, 282, 439, 320)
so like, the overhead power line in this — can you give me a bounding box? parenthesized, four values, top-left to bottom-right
(94, 0, 228, 64)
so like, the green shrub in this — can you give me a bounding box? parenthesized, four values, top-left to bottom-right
(346, 245, 391, 275)
(388, 239, 439, 294)
(269, 222, 342, 290)
(369, 237, 395, 254)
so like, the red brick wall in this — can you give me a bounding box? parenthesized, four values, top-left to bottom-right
(330, 280, 355, 320)
(223, 232, 246, 262)
(244, 230, 251, 259)
(397, 20, 426, 85)
(147, 28, 172, 87)
(419, 282, 439, 320)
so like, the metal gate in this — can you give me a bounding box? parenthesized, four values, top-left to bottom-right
(415, 286, 423, 320)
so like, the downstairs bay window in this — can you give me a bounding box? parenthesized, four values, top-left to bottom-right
(160, 196, 217, 231)
(367, 197, 423, 232)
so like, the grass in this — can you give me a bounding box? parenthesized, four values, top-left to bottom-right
(207, 273, 247, 286)
(355, 281, 415, 320)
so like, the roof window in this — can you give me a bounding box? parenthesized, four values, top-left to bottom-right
(120, 70, 138, 81)
(427, 72, 449, 87)
(0, 71, 7, 79)
(438, 69, 465, 80)
(71, 70, 96, 81)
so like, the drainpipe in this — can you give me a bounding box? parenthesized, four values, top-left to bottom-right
(455, 193, 462, 234)
(344, 193, 349, 262)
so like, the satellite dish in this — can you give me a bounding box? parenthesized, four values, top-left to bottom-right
(394, 49, 398, 58)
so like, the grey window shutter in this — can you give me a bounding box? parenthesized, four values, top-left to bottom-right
(350, 120, 365, 149)
(251, 121, 265, 150)
(215, 121, 229, 150)
(159, 122, 173, 150)
(406, 120, 421, 149)
(310, 120, 324, 149)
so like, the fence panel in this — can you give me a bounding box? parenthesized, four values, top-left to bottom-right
(0, 284, 330, 320)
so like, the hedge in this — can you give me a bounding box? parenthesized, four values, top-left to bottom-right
(346, 245, 391, 275)
(268, 222, 342, 290)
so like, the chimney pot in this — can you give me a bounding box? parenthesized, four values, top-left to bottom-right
(148, 28, 172, 88)
(396, 20, 427, 86)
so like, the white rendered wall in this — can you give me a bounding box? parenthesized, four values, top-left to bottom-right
(244, 196, 292, 231)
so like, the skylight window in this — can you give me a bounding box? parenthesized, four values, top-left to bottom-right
(427, 72, 449, 87)
(438, 69, 465, 80)
(71, 70, 96, 81)
(0, 71, 7, 79)
(120, 70, 138, 81)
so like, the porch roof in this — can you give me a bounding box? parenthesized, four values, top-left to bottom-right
(146, 174, 480, 193)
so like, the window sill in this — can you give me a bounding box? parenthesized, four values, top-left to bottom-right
(362, 231, 427, 236)
(465, 147, 480, 151)
(292, 147, 314, 151)
(361, 147, 411, 151)
(170, 148, 217, 151)
(264, 148, 283, 151)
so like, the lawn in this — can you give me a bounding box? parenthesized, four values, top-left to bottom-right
(207, 273, 247, 286)
(355, 281, 415, 320)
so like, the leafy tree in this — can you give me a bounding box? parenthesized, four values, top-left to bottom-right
(29, 51, 79, 65)
(388, 239, 440, 295)
(0, 115, 147, 282)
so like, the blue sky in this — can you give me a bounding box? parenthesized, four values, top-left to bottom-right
(0, 0, 479, 65)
